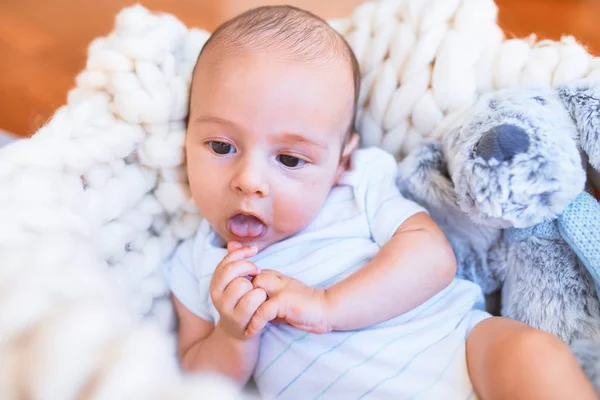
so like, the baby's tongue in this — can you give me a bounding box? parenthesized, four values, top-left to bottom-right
(227, 213, 265, 238)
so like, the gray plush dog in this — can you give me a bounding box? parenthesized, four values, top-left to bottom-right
(397, 80, 600, 390)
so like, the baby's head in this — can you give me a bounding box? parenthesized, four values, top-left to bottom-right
(186, 5, 360, 250)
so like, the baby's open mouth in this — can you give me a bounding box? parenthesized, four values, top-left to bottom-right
(227, 213, 266, 240)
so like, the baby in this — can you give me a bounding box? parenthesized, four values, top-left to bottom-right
(165, 5, 596, 399)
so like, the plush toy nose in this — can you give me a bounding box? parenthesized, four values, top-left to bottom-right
(474, 124, 530, 162)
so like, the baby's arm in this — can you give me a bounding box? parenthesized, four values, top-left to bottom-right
(247, 212, 456, 334)
(173, 244, 266, 384)
(173, 296, 259, 384)
(324, 211, 456, 330)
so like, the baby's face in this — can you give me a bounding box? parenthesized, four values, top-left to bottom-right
(186, 52, 356, 251)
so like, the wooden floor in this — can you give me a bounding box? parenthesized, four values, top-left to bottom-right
(1, 0, 599, 138)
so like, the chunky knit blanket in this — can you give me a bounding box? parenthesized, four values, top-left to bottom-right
(1, 0, 599, 398)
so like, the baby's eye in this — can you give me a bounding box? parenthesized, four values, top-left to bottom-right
(277, 154, 305, 168)
(209, 141, 236, 155)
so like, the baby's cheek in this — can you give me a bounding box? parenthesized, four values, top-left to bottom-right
(188, 173, 206, 202)
(190, 173, 222, 217)
(275, 192, 324, 234)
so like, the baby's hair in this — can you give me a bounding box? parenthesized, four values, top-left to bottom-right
(191, 5, 361, 138)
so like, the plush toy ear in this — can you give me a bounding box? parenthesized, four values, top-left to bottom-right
(557, 80, 600, 171)
(397, 139, 458, 213)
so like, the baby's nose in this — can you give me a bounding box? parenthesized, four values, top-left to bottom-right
(474, 124, 530, 162)
(232, 164, 269, 197)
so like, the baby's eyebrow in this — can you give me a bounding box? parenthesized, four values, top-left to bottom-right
(193, 116, 236, 126)
(280, 132, 329, 150)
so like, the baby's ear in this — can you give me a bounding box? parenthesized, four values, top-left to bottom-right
(335, 133, 359, 179)
(342, 133, 359, 160)
(557, 80, 600, 170)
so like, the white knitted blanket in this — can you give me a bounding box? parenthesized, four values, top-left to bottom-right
(1, 1, 598, 398)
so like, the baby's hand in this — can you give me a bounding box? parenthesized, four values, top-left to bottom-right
(210, 242, 268, 340)
(246, 270, 330, 336)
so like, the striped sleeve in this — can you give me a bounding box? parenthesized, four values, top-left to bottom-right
(163, 237, 215, 322)
(361, 149, 428, 247)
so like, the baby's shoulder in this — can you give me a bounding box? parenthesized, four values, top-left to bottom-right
(168, 219, 225, 273)
(338, 147, 398, 189)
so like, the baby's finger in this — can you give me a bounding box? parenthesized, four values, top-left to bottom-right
(219, 245, 258, 268)
(227, 241, 244, 253)
(245, 297, 280, 337)
(252, 271, 285, 297)
(234, 288, 268, 329)
(211, 260, 259, 301)
(221, 277, 254, 311)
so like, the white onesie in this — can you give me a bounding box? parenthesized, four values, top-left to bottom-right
(165, 147, 490, 399)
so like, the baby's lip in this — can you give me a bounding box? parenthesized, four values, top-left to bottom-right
(226, 211, 267, 240)
(234, 209, 267, 225)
